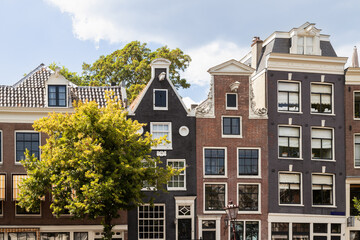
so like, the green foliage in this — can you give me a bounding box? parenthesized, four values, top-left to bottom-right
(48, 63, 89, 86)
(17, 93, 177, 239)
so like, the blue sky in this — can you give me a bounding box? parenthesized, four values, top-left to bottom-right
(1, 0, 360, 106)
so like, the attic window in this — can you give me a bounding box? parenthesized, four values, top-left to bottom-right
(48, 85, 67, 107)
(297, 36, 313, 54)
(153, 89, 168, 110)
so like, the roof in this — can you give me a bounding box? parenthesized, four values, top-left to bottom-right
(0, 65, 123, 108)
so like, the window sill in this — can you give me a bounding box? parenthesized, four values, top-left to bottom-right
(312, 205, 337, 208)
(153, 107, 168, 111)
(204, 210, 226, 214)
(152, 147, 173, 151)
(167, 188, 187, 191)
(279, 204, 304, 207)
(237, 176, 261, 179)
(238, 211, 262, 214)
(221, 135, 243, 138)
(311, 159, 336, 162)
(226, 107, 238, 111)
(278, 111, 303, 114)
(310, 113, 335, 116)
(204, 175, 227, 179)
(278, 157, 303, 160)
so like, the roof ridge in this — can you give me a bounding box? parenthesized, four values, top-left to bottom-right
(12, 63, 46, 88)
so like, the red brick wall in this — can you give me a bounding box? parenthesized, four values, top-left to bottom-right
(196, 75, 268, 239)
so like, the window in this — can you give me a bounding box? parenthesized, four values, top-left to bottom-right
(0, 175, 5, 215)
(74, 233, 88, 240)
(355, 135, 360, 167)
(150, 122, 172, 149)
(16, 132, 40, 163)
(204, 184, 226, 211)
(41, 233, 70, 240)
(13, 174, 40, 215)
(204, 148, 225, 176)
(8, 233, 36, 240)
(153, 89, 168, 110)
(271, 223, 289, 240)
(278, 81, 300, 112)
(354, 92, 360, 119)
(293, 223, 309, 240)
(311, 83, 332, 114)
(350, 185, 360, 216)
(202, 220, 216, 240)
(311, 128, 333, 160)
(312, 174, 334, 206)
(48, 85, 67, 107)
(222, 116, 241, 137)
(138, 204, 165, 239)
(279, 173, 301, 205)
(238, 149, 259, 176)
(297, 36, 313, 54)
(141, 160, 156, 191)
(167, 159, 186, 190)
(0, 131, 2, 163)
(226, 93, 237, 110)
(230, 221, 259, 240)
(278, 126, 300, 158)
(313, 223, 327, 240)
(351, 231, 360, 240)
(238, 184, 259, 211)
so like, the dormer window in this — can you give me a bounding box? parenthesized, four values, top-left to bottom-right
(48, 85, 67, 107)
(297, 36, 313, 55)
(154, 89, 168, 110)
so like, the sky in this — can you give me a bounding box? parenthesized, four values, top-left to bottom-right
(1, 0, 360, 107)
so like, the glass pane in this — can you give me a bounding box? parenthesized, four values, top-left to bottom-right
(227, 94, 237, 108)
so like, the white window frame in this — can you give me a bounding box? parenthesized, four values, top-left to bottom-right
(277, 80, 301, 113)
(237, 183, 261, 214)
(138, 204, 166, 240)
(355, 134, 360, 168)
(226, 93, 238, 110)
(311, 127, 335, 161)
(13, 174, 41, 216)
(175, 196, 196, 240)
(203, 182, 227, 214)
(237, 147, 261, 178)
(311, 173, 336, 208)
(278, 125, 302, 160)
(167, 159, 186, 191)
(203, 147, 227, 178)
(198, 216, 222, 240)
(153, 89, 168, 110)
(354, 91, 360, 120)
(278, 171, 303, 206)
(297, 36, 314, 55)
(14, 130, 41, 165)
(221, 116, 242, 138)
(310, 83, 334, 115)
(150, 122, 172, 150)
(228, 220, 261, 240)
(141, 160, 157, 191)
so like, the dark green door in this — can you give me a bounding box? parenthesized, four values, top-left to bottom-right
(178, 218, 192, 240)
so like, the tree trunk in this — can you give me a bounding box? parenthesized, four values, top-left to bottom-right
(102, 214, 114, 240)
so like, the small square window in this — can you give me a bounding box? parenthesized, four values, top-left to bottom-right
(16, 132, 40, 163)
(222, 116, 241, 137)
(48, 85, 67, 107)
(154, 89, 168, 110)
(311, 83, 333, 114)
(226, 93, 237, 109)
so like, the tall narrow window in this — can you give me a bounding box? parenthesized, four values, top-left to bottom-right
(204, 148, 225, 176)
(204, 184, 225, 211)
(138, 204, 165, 239)
(222, 117, 241, 136)
(355, 92, 360, 119)
(238, 184, 259, 211)
(238, 149, 259, 176)
(16, 132, 40, 163)
(297, 36, 313, 54)
(311, 84, 332, 114)
(278, 82, 300, 112)
(226, 93, 237, 110)
(13, 175, 40, 215)
(278, 126, 300, 158)
(0, 175, 5, 215)
(355, 135, 360, 167)
(312, 174, 334, 205)
(150, 122, 172, 149)
(167, 159, 186, 190)
(311, 128, 333, 160)
(48, 85, 67, 107)
(350, 185, 360, 216)
(279, 173, 301, 204)
(153, 89, 168, 110)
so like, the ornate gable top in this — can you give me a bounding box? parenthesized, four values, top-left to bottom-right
(207, 59, 254, 75)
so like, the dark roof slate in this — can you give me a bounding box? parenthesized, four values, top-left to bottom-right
(0, 65, 122, 108)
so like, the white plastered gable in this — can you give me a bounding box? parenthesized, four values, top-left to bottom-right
(289, 22, 322, 56)
(207, 59, 254, 75)
(45, 68, 73, 108)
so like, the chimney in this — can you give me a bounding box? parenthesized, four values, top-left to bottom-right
(352, 46, 359, 68)
(251, 37, 263, 69)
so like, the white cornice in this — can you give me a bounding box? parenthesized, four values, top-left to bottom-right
(345, 67, 360, 84)
(267, 53, 347, 75)
(0, 108, 74, 123)
(208, 59, 254, 76)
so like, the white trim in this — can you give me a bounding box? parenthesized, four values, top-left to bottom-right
(150, 122, 172, 150)
(236, 183, 261, 214)
(203, 182, 227, 214)
(237, 147, 261, 178)
(277, 80, 301, 113)
(225, 93, 238, 110)
(167, 159, 186, 191)
(207, 59, 254, 75)
(138, 203, 166, 240)
(310, 127, 335, 161)
(46, 84, 69, 108)
(203, 147, 227, 178)
(221, 116, 242, 138)
(197, 215, 222, 240)
(310, 82, 334, 115)
(14, 130, 41, 165)
(277, 125, 302, 160)
(278, 171, 303, 206)
(153, 89, 168, 110)
(174, 196, 196, 240)
(311, 173, 336, 207)
(227, 220, 261, 240)
(354, 134, 360, 168)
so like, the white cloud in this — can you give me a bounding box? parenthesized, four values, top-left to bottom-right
(182, 41, 249, 86)
(182, 96, 198, 109)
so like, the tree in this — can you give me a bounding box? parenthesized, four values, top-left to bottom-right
(17, 93, 177, 240)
